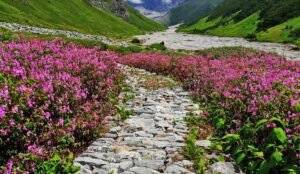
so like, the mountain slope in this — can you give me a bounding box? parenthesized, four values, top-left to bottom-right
(0, 0, 165, 39)
(126, 5, 166, 32)
(127, 0, 184, 12)
(162, 0, 224, 25)
(127, 0, 185, 20)
(179, 0, 300, 45)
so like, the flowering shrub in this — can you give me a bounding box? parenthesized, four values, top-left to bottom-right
(119, 52, 300, 173)
(118, 53, 175, 75)
(0, 37, 122, 173)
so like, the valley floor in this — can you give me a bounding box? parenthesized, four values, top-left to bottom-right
(2, 22, 300, 61)
(1, 22, 300, 61)
(136, 25, 300, 61)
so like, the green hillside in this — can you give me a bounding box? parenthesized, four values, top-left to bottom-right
(257, 17, 300, 45)
(179, 0, 300, 46)
(165, 0, 223, 25)
(126, 5, 166, 32)
(0, 0, 165, 39)
(181, 12, 259, 37)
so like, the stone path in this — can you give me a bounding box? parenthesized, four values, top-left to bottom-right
(0, 22, 129, 47)
(74, 66, 198, 174)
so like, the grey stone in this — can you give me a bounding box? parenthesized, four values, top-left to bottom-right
(195, 140, 212, 148)
(92, 168, 107, 174)
(139, 150, 167, 160)
(75, 157, 108, 167)
(122, 172, 135, 174)
(105, 133, 118, 138)
(208, 162, 239, 174)
(165, 164, 193, 174)
(130, 167, 160, 174)
(119, 161, 133, 171)
(125, 118, 155, 129)
(135, 160, 165, 170)
(116, 151, 141, 160)
(135, 131, 154, 137)
(153, 141, 170, 149)
(102, 163, 120, 170)
(110, 126, 121, 133)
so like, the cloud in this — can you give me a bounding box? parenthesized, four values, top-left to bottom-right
(126, 0, 143, 4)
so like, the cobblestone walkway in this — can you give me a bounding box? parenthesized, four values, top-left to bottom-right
(74, 66, 198, 174)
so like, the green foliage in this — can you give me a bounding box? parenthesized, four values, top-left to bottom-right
(290, 28, 300, 38)
(183, 129, 208, 174)
(206, 99, 300, 173)
(149, 42, 167, 51)
(0, 0, 164, 39)
(256, 17, 300, 45)
(114, 45, 143, 55)
(208, 0, 300, 30)
(116, 105, 134, 120)
(126, 5, 166, 32)
(195, 46, 259, 59)
(35, 153, 79, 174)
(123, 92, 135, 102)
(0, 28, 13, 41)
(180, 0, 300, 45)
(166, 0, 223, 25)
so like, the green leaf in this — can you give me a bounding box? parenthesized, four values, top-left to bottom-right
(269, 118, 286, 128)
(258, 151, 283, 174)
(223, 134, 240, 141)
(236, 152, 246, 164)
(215, 145, 223, 151)
(254, 152, 264, 159)
(255, 119, 268, 129)
(247, 145, 258, 152)
(295, 103, 300, 112)
(281, 165, 299, 174)
(215, 118, 225, 129)
(270, 150, 283, 163)
(272, 127, 287, 144)
(258, 160, 270, 174)
(51, 154, 61, 161)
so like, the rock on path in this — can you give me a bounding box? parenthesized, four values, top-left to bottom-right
(74, 66, 197, 174)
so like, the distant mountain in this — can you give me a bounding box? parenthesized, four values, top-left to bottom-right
(179, 0, 300, 46)
(161, 0, 223, 25)
(89, 0, 166, 32)
(126, 0, 185, 19)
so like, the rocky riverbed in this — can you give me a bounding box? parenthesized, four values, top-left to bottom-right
(73, 65, 241, 174)
(136, 25, 300, 61)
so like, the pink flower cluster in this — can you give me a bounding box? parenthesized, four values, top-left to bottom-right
(0, 37, 122, 173)
(119, 53, 175, 75)
(119, 52, 300, 165)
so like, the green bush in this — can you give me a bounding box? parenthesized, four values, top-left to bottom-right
(149, 42, 167, 51)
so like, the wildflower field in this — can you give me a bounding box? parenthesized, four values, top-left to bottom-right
(0, 35, 299, 173)
(119, 52, 300, 173)
(0, 37, 122, 173)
